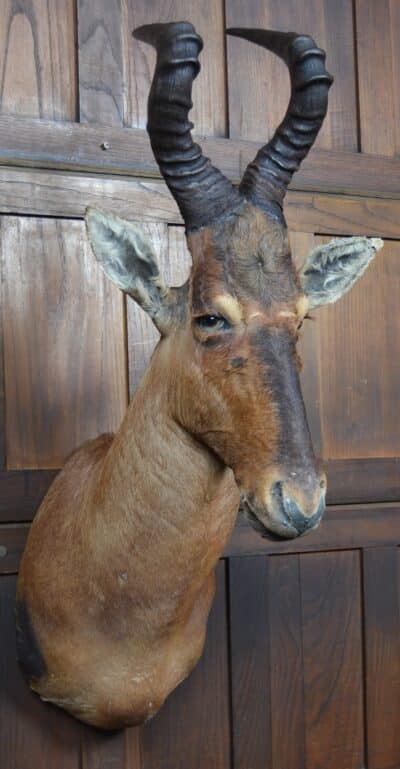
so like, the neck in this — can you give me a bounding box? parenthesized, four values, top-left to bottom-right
(93, 343, 239, 580)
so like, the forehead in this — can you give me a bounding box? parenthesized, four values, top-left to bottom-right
(187, 203, 300, 312)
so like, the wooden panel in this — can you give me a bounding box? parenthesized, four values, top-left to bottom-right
(81, 729, 127, 769)
(300, 551, 364, 769)
(78, 0, 126, 126)
(356, 0, 400, 156)
(128, 225, 190, 394)
(0, 575, 81, 768)
(325, 458, 400, 505)
(126, 0, 227, 136)
(0, 0, 76, 120)
(268, 555, 305, 769)
(229, 555, 270, 769)
(226, 503, 400, 557)
(0, 469, 58, 523)
(141, 561, 231, 769)
(317, 238, 400, 460)
(363, 547, 400, 769)
(226, 0, 357, 150)
(1, 217, 127, 469)
(2, 116, 400, 200)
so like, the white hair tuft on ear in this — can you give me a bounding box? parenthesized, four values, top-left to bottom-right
(299, 236, 383, 309)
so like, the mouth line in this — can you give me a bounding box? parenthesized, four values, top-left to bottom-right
(240, 496, 298, 541)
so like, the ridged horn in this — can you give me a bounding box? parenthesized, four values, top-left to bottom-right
(133, 22, 242, 230)
(226, 29, 333, 219)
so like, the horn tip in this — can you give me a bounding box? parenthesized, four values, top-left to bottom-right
(133, 21, 196, 45)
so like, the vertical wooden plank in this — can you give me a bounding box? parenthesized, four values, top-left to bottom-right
(0, 237, 5, 468)
(81, 729, 127, 769)
(77, 0, 126, 125)
(268, 555, 306, 769)
(363, 547, 400, 769)
(141, 561, 231, 769)
(356, 0, 400, 155)
(0, 0, 77, 120)
(126, 0, 227, 136)
(226, 0, 358, 151)
(1, 217, 127, 469)
(229, 555, 270, 769)
(317, 238, 400, 460)
(127, 224, 190, 395)
(0, 575, 81, 769)
(300, 551, 364, 769)
(290, 231, 323, 456)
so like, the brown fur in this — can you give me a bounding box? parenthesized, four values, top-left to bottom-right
(17, 203, 325, 728)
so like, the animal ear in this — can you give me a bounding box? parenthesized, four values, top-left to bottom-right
(85, 207, 174, 334)
(299, 236, 383, 309)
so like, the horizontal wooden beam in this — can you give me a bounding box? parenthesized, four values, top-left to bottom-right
(226, 502, 400, 557)
(2, 501, 400, 573)
(0, 456, 398, 527)
(325, 458, 400, 505)
(0, 166, 400, 238)
(0, 115, 399, 199)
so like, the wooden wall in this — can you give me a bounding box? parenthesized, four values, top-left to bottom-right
(0, 2, 399, 768)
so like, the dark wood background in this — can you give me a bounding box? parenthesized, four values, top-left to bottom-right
(0, 1, 399, 768)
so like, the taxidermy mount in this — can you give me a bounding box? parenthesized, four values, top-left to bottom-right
(16, 22, 382, 729)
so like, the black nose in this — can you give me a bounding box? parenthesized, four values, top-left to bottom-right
(281, 492, 325, 534)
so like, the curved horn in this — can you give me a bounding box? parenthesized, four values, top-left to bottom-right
(226, 29, 333, 218)
(133, 22, 242, 230)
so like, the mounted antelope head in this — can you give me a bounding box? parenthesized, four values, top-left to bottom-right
(16, 22, 382, 729)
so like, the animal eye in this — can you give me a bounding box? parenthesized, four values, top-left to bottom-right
(194, 314, 230, 331)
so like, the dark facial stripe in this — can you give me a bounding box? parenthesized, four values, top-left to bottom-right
(251, 326, 316, 472)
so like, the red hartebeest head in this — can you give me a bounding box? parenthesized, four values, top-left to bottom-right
(17, 22, 383, 731)
(87, 23, 381, 540)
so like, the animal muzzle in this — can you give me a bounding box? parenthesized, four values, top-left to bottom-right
(242, 474, 326, 540)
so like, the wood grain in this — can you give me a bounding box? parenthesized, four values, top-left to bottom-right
(317, 238, 400, 460)
(141, 561, 231, 769)
(268, 555, 305, 769)
(126, 0, 227, 136)
(325, 457, 400, 505)
(300, 550, 364, 769)
(356, 0, 400, 155)
(78, 0, 126, 126)
(226, 0, 358, 150)
(81, 729, 127, 769)
(229, 555, 270, 769)
(0, 0, 76, 121)
(363, 546, 400, 769)
(1, 217, 127, 468)
(0, 575, 81, 768)
(2, 117, 400, 199)
(127, 225, 190, 395)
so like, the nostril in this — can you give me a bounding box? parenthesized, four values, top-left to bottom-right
(282, 493, 325, 534)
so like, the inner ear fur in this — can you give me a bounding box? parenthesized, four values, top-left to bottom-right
(299, 236, 384, 309)
(85, 207, 179, 334)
